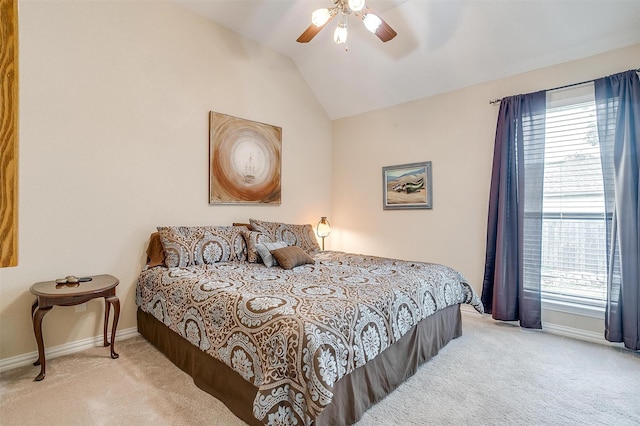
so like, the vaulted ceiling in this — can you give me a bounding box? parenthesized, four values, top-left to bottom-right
(175, 0, 640, 119)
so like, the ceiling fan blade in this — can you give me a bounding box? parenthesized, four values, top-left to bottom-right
(296, 14, 336, 43)
(375, 17, 397, 42)
(363, 8, 397, 42)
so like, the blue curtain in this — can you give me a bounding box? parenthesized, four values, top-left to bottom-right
(482, 91, 546, 329)
(595, 70, 640, 350)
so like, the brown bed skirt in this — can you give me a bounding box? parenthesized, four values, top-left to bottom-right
(137, 304, 462, 425)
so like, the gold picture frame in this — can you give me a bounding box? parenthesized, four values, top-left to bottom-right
(1, 0, 19, 267)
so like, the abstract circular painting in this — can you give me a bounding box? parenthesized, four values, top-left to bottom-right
(209, 112, 282, 204)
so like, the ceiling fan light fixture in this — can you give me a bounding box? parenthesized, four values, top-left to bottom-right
(311, 8, 331, 27)
(334, 11, 348, 44)
(297, 2, 395, 44)
(362, 13, 382, 33)
(348, 0, 366, 12)
(334, 22, 348, 44)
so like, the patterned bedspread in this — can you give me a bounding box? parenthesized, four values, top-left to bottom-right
(136, 251, 483, 425)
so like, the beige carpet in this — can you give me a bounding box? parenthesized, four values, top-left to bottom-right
(1, 313, 639, 425)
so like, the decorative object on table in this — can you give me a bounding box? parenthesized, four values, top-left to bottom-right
(382, 161, 433, 210)
(30, 274, 120, 381)
(316, 217, 331, 250)
(209, 112, 281, 205)
(296, 0, 397, 45)
(55, 276, 93, 284)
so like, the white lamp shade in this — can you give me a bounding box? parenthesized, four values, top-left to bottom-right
(311, 8, 331, 27)
(362, 13, 382, 33)
(348, 0, 366, 12)
(334, 24, 348, 44)
(317, 217, 331, 238)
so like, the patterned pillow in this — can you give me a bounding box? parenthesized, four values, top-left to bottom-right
(241, 230, 273, 263)
(270, 246, 315, 270)
(249, 219, 321, 254)
(157, 226, 248, 267)
(256, 241, 288, 267)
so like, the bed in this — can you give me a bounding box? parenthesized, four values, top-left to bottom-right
(136, 220, 483, 425)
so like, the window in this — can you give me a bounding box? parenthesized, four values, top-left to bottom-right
(540, 84, 607, 309)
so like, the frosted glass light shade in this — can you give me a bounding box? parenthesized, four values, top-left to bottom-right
(334, 24, 347, 44)
(317, 217, 331, 250)
(348, 0, 366, 12)
(316, 217, 331, 238)
(363, 13, 382, 33)
(311, 8, 331, 26)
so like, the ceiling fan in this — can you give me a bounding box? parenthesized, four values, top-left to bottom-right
(297, 0, 397, 45)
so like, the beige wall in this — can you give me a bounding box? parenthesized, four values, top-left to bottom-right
(331, 44, 640, 334)
(0, 1, 332, 360)
(2, 1, 637, 363)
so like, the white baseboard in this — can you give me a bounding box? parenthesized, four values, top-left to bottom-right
(541, 322, 608, 345)
(460, 303, 610, 346)
(0, 327, 139, 373)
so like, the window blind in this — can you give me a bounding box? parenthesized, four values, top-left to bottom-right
(540, 83, 607, 304)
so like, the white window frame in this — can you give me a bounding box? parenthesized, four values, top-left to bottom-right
(540, 83, 605, 319)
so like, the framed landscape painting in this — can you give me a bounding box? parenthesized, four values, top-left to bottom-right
(382, 161, 433, 210)
(209, 112, 282, 205)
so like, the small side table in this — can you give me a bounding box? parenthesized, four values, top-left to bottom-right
(30, 274, 120, 381)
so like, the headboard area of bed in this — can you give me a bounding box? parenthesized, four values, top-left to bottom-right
(145, 219, 321, 269)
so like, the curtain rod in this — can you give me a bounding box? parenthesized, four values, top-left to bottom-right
(489, 68, 640, 105)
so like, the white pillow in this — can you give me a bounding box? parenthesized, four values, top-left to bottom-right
(256, 241, 287, 267)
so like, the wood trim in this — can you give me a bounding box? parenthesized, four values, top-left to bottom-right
(0, 0, 18, 267)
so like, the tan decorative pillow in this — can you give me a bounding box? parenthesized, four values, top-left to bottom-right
(157, 226, 247, 267)
(232, 222, 253, 231)
(270, 246, 315, 270)
(146, 232, 166, 267)
(249, 219, 320, 254)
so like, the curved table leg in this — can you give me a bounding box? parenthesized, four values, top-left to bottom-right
(31, 299, 41, 366)
(105, 296, 120, 359)
(31, 299, 38, 319)
(103, 297, 111, 347)
(32, 305, 52, 381)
